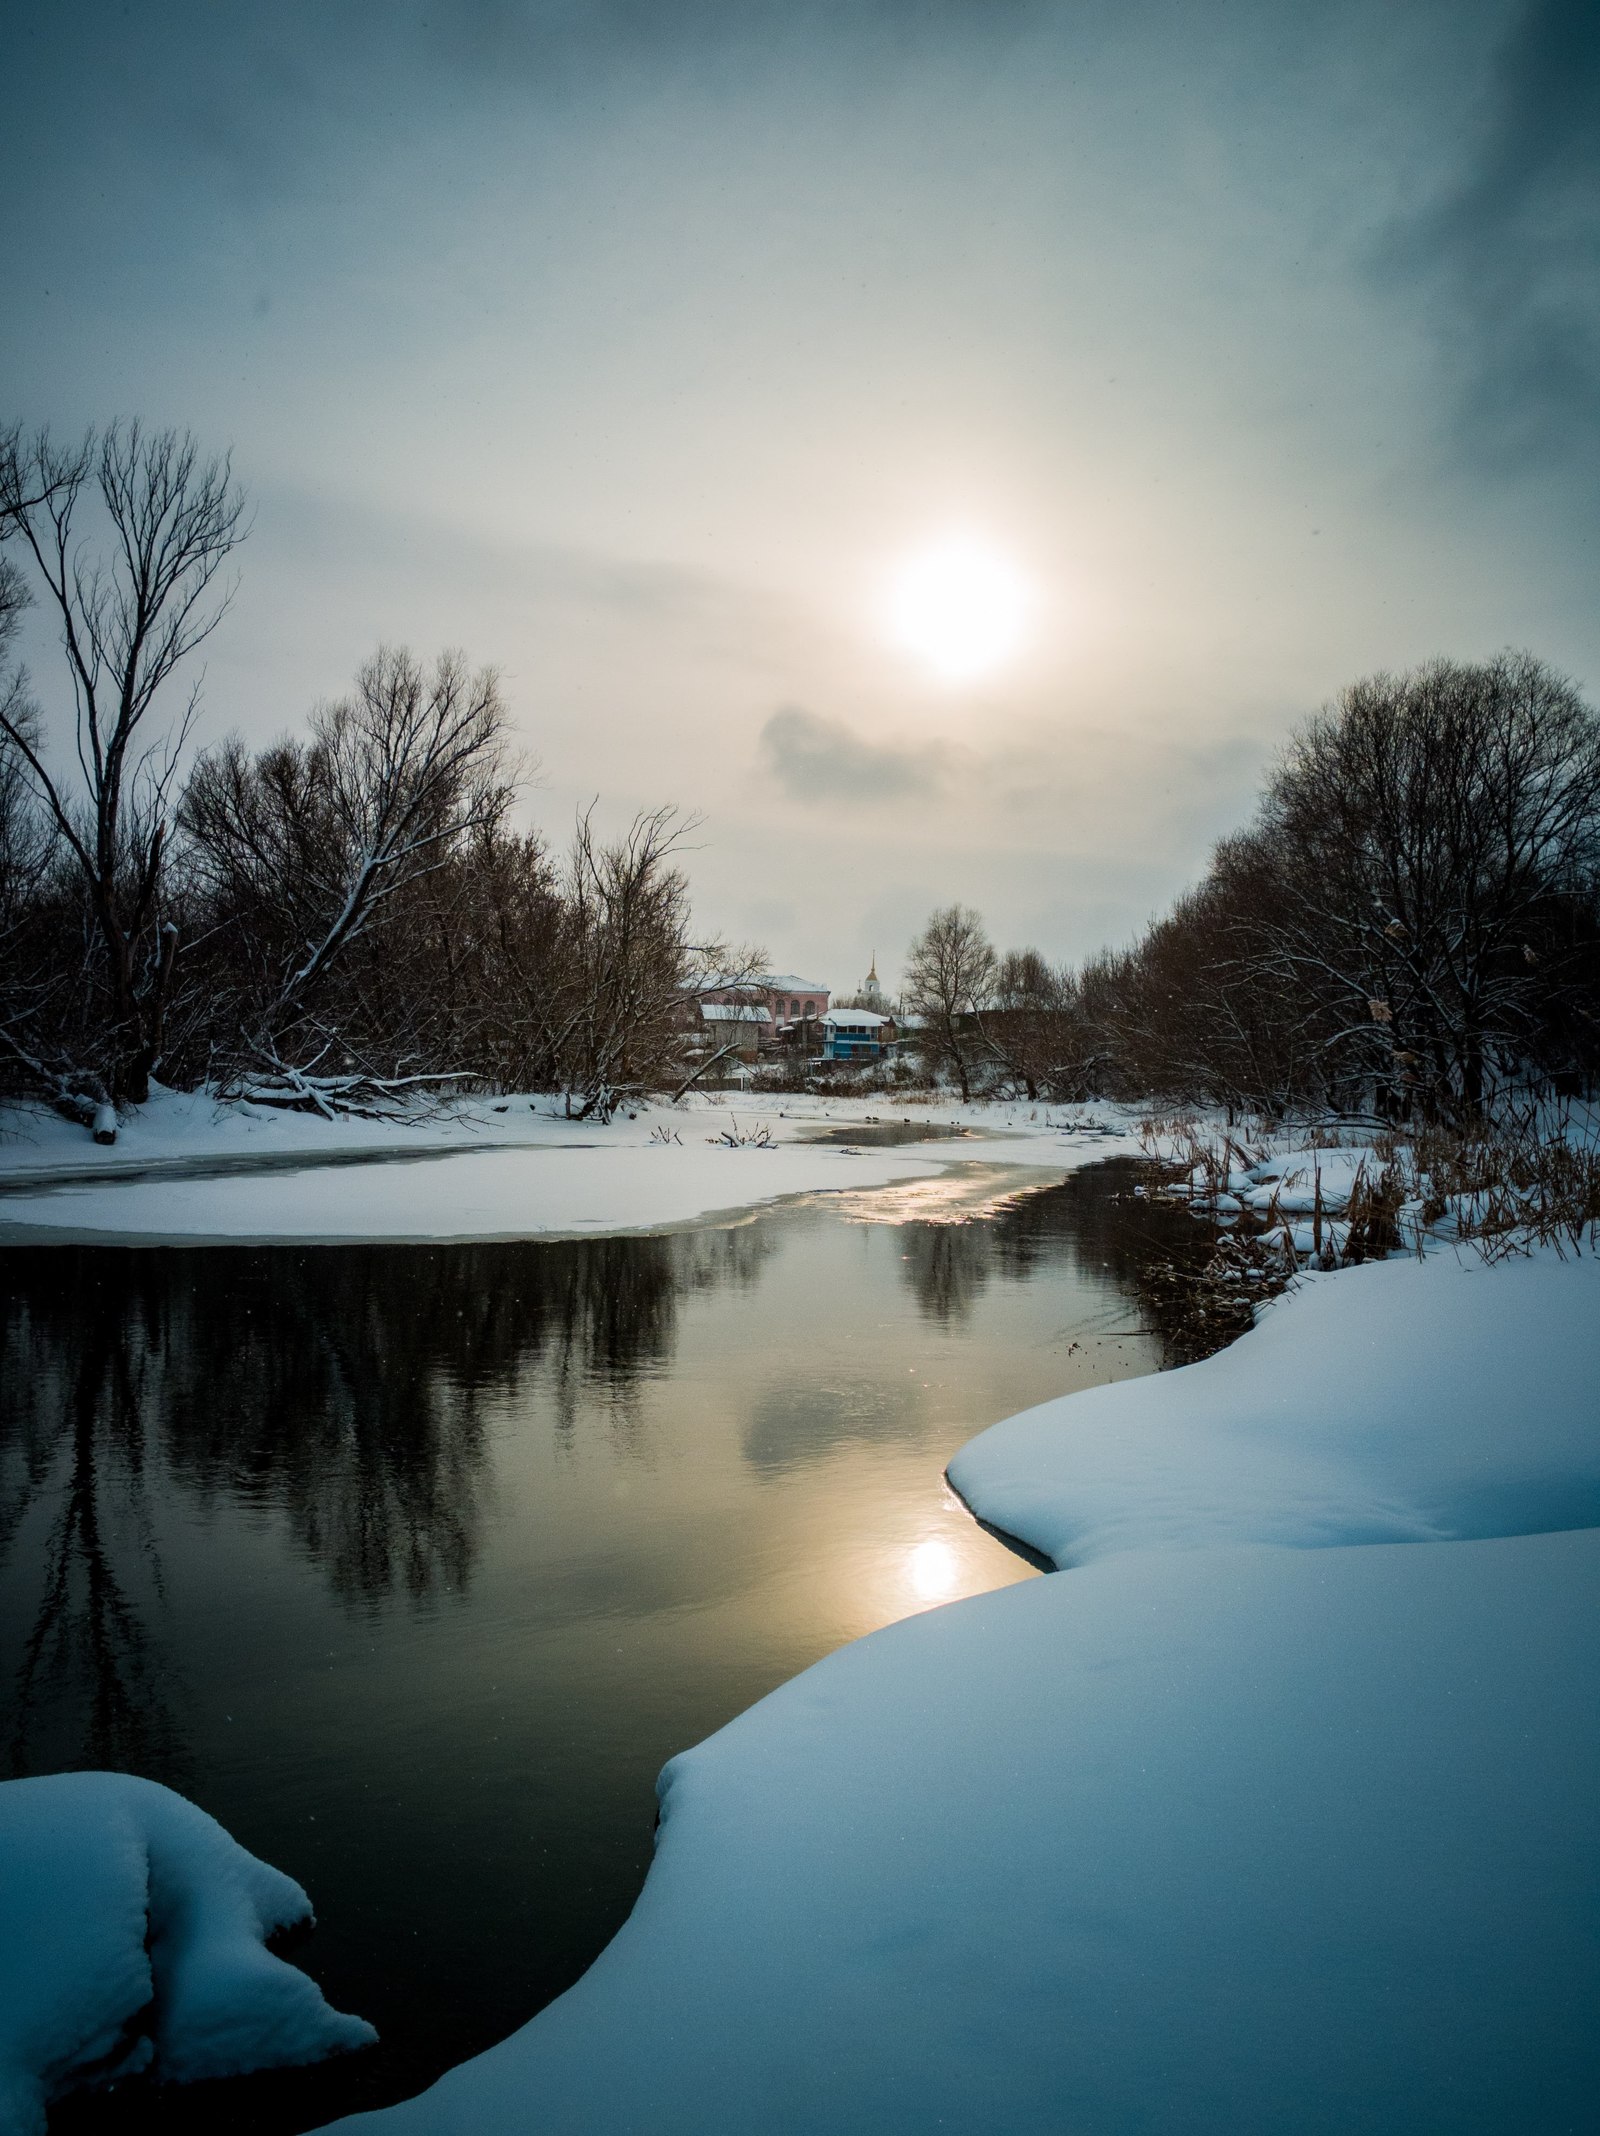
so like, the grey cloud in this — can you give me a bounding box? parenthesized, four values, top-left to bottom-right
(760, 707, 949, 805)
(1382, 0, 1600, 470)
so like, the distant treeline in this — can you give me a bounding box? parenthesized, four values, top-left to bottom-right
(906, 650, 1600, 1120)
(0, 422, 751, 1135)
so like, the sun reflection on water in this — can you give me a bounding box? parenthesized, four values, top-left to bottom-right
(828, 1167, 1034, 1229)
(906, 1535, 961, 1601)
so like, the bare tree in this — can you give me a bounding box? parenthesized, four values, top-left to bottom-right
(1249, 652, 1600, 1118)
(433, 822, 566, 1093)
(987, 947, 1071, 1100)
(0, 559, 83, 1109)
(904, 904, 997, 1103)
(1055, 652, 1600, 1119)
(0, 422, 246, 1115)
(180, 646, 512, 1111)
(526, 807, 758, 1119)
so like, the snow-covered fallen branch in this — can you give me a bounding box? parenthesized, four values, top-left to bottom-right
(0, 1022, 118, 1142)
(229, 1060, 469, 1122)
(706, 1115, 774, 1148)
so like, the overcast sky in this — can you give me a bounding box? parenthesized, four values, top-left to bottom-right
(6, 0, 1597, 991)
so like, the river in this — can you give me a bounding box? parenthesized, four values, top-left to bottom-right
(1, 1150, 1202, 2132)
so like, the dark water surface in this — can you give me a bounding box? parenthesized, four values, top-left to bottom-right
(3, 1156, 1196, 2133)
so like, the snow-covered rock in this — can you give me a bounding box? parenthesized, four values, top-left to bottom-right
(1233, 1143, 1380, 1215)
(0, 1772, 375, 2134)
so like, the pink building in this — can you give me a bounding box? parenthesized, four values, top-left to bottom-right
(703, 973, 830, 1030)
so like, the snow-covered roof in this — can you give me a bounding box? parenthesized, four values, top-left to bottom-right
(700, 973, 828, 996)
(824, 1009, 889, 1029)
(701, 1003, 771, 1024)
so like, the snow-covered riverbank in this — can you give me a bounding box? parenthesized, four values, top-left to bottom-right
(314, 1243, 1600, 2135)
(0, 1087, 1133, 1243)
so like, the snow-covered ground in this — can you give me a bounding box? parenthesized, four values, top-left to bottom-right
(0, 1086, 1134, 1243)
(315, 1245, 1600, 2135)
(0, 1773, 373, 2135)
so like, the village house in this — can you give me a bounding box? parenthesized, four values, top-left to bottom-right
(699, 966, 905, 1063)
(700, 973, 831, 1054)
(750, 973, 831, 1023)
(699, 1001, 772, 1061)
(821, 1007, 896, 1062)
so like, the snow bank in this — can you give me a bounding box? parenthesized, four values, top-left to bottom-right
(321, 1528, 1600, 2135)
(949, 1251, 1600, 1566)
(0, 1772, 375, 2134)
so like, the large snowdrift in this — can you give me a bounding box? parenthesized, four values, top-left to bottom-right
(0, 1772, 375, 2134)
(319, 1249, 1600, 2135)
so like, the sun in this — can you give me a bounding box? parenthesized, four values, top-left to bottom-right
(887, 532, 1033, 685)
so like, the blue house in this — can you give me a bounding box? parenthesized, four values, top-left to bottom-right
(821, 1009, 894, 1061)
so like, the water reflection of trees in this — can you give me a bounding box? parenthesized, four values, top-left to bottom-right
(743, 1377, 920, 1477)
(896, 1160, 1202, 1325)
(2, 1272, 186, 1780)
(896, 1221, 994, 1322)
(0, 1229, 715, 1776)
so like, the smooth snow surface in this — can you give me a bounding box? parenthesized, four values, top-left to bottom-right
(0, 1772, 375, 2134)
(320, 1248, 1600, 2136)
(949, 1253, 1600, 1565)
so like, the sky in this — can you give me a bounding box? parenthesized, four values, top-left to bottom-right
(5, 0, 1597, 993)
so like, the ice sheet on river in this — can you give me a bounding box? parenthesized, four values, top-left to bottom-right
(321, 1249, 1600, 2135)
(0, 1772, 375, 2134)
(0, 1088, 1113, 1243)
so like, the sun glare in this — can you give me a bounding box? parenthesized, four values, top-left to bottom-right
(888, 533, 1033, 685)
